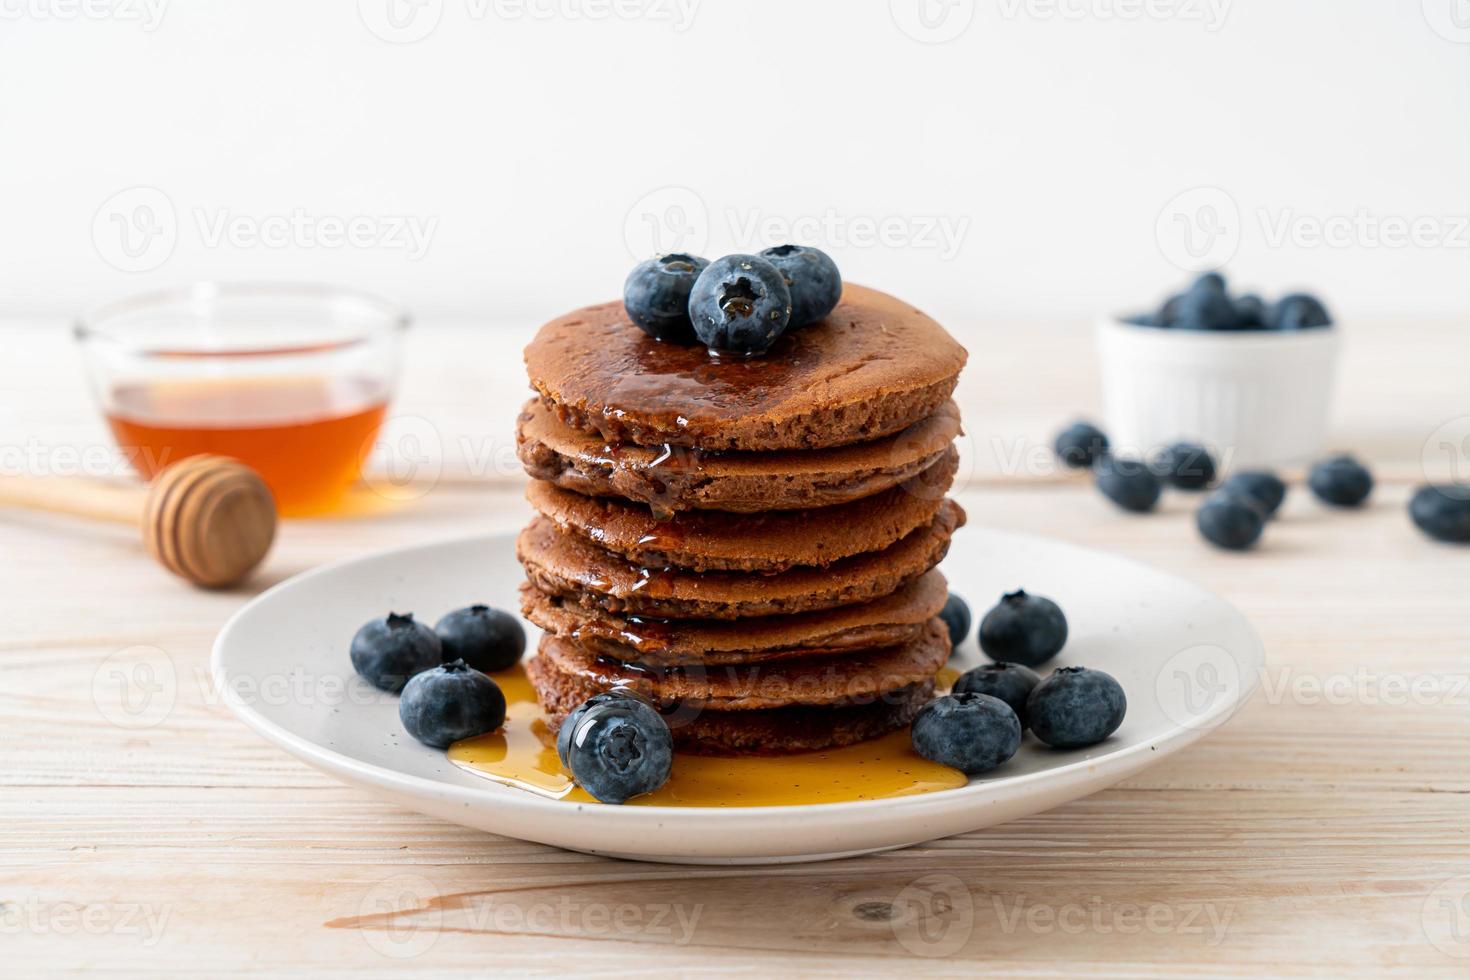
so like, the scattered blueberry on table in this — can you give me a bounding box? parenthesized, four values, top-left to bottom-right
(979, 589, 1068, 668)
(1219, 470, 1287, 519)
(759, 244, 842, 329)
(623, 253, 710, 343)
(910, 692, 1022, 775)
(939, 593, 972, 649)
(435, 604, 525, 673)
(350, 612, 442, 693)
(1054, 420, 1110, 469)
(952, 662, 1041, 730)
(1409, 485, 1470, 543)
(1094, 454, 1163, 513)
(398, 660, 507, 749)
(687, 254, 793, 355)
(564, 694, 674, 804)
(1308, 454, 1374, 508)
(1153, 441, 1217, 491)
(1196, 493, 1265, 551)
(1026, 666, 1127, 749)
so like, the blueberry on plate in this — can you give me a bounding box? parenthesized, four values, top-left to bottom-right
(910, 693, 1022, 775)
(1308, 454, 1373, 507)
(952, 662, 1041, 730)
(434, 605, 525, 673)
(398, 660, 507, 749)
(1094, 454, 1163, 513)
(623, 253, 710, 343)
(1173, 288, 1237, 330)
(1026, 666, 1127, 749)
(1409, 485, 1470, 543)
(758, 244, 841, 329)
(939, 593, 971, 649)
(1153, 441, 1217, 490)
(556, 688, 652, 768)
(1054, 421, 1110, 469)
(979, 589, 1068, 668)
(687, 254, 793, 355)
(1219, 470, 1287, 518)
(350, 612, 442, 693)
(1270, 293, 1332, 330)
(564, 695, 674, 804)
(1196, 494, 1265, 551)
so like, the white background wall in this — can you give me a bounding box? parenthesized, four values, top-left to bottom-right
(2, 0, 1468, 328)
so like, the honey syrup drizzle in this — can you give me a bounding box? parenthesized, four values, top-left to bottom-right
(448, 664, 966, 807)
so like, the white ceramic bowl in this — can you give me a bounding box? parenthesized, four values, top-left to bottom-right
(1096, 316, 1340, 469)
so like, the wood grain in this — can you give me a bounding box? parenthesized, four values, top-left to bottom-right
(3, 318, 1468, 975)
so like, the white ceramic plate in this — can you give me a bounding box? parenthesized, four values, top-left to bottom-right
(213, 529, 1263, 865)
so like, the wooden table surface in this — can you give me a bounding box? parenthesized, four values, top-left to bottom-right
(4, 316, 1469, 976)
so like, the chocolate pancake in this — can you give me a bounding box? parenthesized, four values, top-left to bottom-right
(516, 398, 963, 514)
(533, 618, 949, 711)
(517, 499, 965, 620)
(520, 569, 948, 665)
(528, 651, 933, 754)
(524, 449, 956, 573)
(524, 284, 968, 451)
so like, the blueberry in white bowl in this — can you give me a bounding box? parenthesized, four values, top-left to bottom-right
(979, 589, 1068, 668)
(910, 693, 1022, 775)
(623, 253, 709, 343)
(759, 244, 841, 329)
(687, 254, 793, 355)
(434, 604, 525, 673)
(350, 612, 442, 693)
(564, 694, 673, 804)
(399, 660, 507, 749)
(1026, 666, 1127, 749)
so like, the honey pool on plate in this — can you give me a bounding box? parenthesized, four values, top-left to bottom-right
(448, 664, 967, 807)
(106, 376, 388, 517)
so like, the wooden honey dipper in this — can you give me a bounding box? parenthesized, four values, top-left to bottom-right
(0, 454, 277, 589)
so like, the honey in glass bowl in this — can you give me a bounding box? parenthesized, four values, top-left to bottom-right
(77, 284, 408, 517)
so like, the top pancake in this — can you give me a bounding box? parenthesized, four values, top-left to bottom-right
(524, 284, 967, 451)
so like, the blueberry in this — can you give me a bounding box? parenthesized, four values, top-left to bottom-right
(1153, 441, 1217, 490)
(1234, 294, 1267, 328)
(434, 605, 525, 673)
(1409, 485, 1470, 543)
(556, 688, 651, 768)
(1192, 271, 1227, 293)
(910, 693, 1021, 775)
(687, 254, 793, 355)
(565, 696, 673, 804)
(1196, 494, 1265, 551)
(1094, 454, 1163, 513)
(1054, 421, 1110, 469)
(939, 593, 971, 650)
(759, 244, 841, 329)
(398, 660, 507, 749)
(623, 253, 710, 343)
(350, 612, 442, 693)
(979, 589, 1068, 668)
(952, 662, 1041, 730)
(1026, 666, 1127, 749)
(1308, 454, 1373, 507)
(1173, 288, 1238, 330)
(1270, 293, 1332, 330)
(1219, 470, 1287, 518)
(1155, 292, 1186, 326)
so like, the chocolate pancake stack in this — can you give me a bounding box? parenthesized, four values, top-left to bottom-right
(517, 284, 968, 754)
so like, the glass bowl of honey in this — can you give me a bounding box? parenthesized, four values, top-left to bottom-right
(76, 282, 408, 517)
